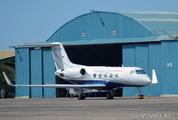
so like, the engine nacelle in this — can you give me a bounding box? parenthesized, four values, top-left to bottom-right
(55, 68, 86, 79)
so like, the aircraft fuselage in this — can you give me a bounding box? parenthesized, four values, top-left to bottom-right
(55, 66, 151, 89)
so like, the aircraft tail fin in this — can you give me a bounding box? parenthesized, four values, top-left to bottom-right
(50, 42, 74, 70)
(19, 42, 75, 70)
(151, 69, 158, 84)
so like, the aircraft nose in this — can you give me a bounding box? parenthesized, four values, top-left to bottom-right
(143, 76, 152, 85)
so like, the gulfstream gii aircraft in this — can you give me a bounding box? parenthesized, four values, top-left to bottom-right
(3, 42, 158, 100)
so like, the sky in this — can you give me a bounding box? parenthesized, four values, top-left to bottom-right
(0, 0, 178, 50)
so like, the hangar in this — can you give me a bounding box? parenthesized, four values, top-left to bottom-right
(15, 11, 178, 98)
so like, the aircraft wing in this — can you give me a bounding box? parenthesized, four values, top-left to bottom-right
(3, 72, 105, 88)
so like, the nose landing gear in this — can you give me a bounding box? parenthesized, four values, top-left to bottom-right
(137, 87, 144, 99)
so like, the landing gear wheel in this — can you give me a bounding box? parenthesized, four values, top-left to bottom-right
(78, 94, 86, 100)
(138, 95, 144, 99)
(106, 93, 114, 99)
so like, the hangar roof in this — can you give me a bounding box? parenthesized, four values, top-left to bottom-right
(118, 11, 178, 36)
(45, 11, 178, 45)
(9, 11, 169, 46)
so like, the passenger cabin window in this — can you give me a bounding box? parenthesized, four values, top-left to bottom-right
(99, 74, 102, 78)
(93, 74, 96, 78)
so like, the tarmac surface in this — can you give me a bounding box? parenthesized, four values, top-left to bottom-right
(0, 97, 178, 120)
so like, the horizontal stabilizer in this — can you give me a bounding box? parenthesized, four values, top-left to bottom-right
(151, 69, 158, 84)
(3, 72, 105, 88)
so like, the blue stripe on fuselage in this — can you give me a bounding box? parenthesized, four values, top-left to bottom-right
(69, 80, 106, 85)
(68, 80, 145, 89)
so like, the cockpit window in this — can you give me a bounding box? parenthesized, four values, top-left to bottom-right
(136, 70, 146, 74)
(130, 70, 146, 74)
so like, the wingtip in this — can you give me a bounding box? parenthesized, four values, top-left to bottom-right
(2, 72, 15, 86)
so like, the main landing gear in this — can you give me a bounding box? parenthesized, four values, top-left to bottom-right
(77, 88, 86, 100)
(137, 87, 144, 99)
(78, 94, 86, 100)
(106, 90, 114, 99)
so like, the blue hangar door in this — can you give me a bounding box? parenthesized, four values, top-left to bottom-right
(15, 47, 56, 98)
(29, 48, 56, 98)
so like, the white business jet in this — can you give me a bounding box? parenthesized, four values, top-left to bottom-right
(3, 42, 158, 100)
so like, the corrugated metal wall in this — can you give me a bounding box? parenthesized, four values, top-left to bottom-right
(30, 49, 43, 98)
(123, 41, 178, 96)
(16, 48, 30, 97)
(42, 49, 56, 98)
(16, 48, 56, 98)
(148, 43, 162, 96)
(161, 41, 178, 95)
